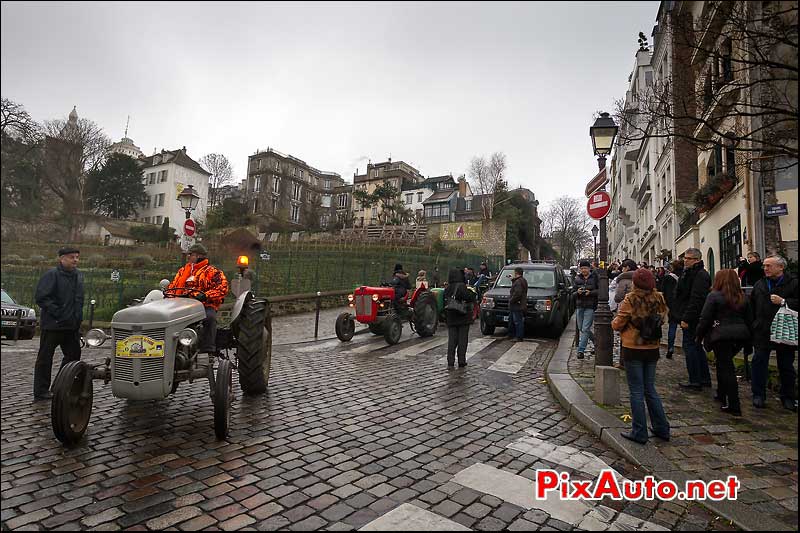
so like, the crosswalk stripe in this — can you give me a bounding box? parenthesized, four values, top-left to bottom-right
(339, 336, 396, 355)
(382, 337, 448, 360)
(452, 463, 536, 509)
(359, 503, 470, 531)
(487, 342, 538, 374)
(435, 336, 497, 364)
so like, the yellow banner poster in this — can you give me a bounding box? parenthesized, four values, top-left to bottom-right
(116, 335, 165, 358)
(440, 222, 482, 241)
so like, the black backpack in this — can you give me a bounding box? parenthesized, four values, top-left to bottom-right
(637, 314, 663, 342)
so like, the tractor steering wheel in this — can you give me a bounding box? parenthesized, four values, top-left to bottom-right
(163, 287, 208, 301)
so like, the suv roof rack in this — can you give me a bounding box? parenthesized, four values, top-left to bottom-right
(509, 260, 559, 265)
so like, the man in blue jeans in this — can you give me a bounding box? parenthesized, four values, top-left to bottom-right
(748, 255, 798, 411)
(573, 260, 598, 359)
(675, 248, 712, 390)
(508, 267, 528, 342)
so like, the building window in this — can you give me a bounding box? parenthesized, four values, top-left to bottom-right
(405, 193, 413, 205)
(465, 199, 472, 211)
(159, 170, 168, 182)
(719, 215, 742, 270)
(148, 173, 156, 185)
(145, 196, 152, 209)
(291, 204, 300, 223)
(256, 159, 262, 170)
(325, 179, 331, 189)
(254, 176, 261, 193)
(253, 198, 259, 214)
(273, 176, 280, 193)
(371, 207, 377, 218)
(156, 215, 163, 224)
(293, 182, 301, 200)
(725, 144, 736, 178)
(274, 160, 280, 171)
(338, 194, 347, 208)
(156, 193, 165, 207)
(417, 192, 423, 202)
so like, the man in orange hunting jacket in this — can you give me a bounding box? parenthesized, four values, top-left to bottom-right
(168, 244, 228, 353)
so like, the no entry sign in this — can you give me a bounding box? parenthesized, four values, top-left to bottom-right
(587, 191, 612, 220)
(184, 218, 196, 237)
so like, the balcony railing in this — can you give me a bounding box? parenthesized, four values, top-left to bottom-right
(679, 208, 701, 236)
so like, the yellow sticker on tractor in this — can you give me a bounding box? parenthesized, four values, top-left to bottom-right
(116, 335, 165, 358)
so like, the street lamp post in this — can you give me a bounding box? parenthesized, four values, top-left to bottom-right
(592, 225, 599, 265)
(178, 184, 201, 263)
(589, 112, 618, 367)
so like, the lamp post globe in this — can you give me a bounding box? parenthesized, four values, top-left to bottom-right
(178, 184, 201, 214)
(590, 112, 619, 157)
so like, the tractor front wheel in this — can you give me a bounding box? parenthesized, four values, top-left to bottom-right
(384, 317, 402, 345)
(51, 361, 93, 446)
(214, 359, 233, 440)
(336, 313, 355, 342)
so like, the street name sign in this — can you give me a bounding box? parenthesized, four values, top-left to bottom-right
(766, 204, 788, 217)
(585, 167, 608, 197)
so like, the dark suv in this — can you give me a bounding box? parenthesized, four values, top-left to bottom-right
(479, 262, 571, 338)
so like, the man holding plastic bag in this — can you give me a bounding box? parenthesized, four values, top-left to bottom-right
(749, 255, 798, 411)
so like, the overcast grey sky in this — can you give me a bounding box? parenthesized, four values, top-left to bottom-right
(1, 1, 658, 209)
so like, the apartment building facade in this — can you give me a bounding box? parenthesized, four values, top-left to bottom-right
(352, 159, 423, 226)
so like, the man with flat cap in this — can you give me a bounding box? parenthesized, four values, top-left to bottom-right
(167, 243, 229, 354)
(33, 246, 85, 401)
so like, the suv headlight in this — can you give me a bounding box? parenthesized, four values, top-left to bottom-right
(534, 299, 553, 312)
(27, 308, 36, 319)
(481, 297, 494, 309)
(177, 329, 198, 347)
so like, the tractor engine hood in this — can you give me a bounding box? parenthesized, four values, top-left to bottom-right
(112, 298, 207, 328)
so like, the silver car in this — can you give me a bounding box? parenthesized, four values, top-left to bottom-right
(1, 289, 37, 340)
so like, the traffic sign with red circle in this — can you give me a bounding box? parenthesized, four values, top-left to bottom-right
(587, 191, 612, 220)
(184, 218, 196, 237)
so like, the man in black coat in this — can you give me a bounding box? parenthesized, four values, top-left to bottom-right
(675, 248, 712, 390)
(508, 267, 528, 342)
(573, 260, 598, 359)
(33, 247, 85, 401)
(749, 255, 798, 411)
(661, 260, 682, 359)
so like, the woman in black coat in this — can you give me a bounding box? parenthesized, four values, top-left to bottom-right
(696, 269, 752, 416)
(444, 268, 477, 368)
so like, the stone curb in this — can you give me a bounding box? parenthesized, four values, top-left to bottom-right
(544, 319, 788, 532)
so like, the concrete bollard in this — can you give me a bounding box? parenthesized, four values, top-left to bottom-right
(594, 365, 620, 406)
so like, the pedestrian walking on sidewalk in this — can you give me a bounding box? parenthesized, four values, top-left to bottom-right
(612, 268, 670, 444)
(675, 248, 712, 390)
(614, 259, 638, 304)
(33, 246, 85, 401)
(696, 270, 752, 416)
(444, 268, 477, 368)
(508, 267, 529, 342)
(749, 255, 798, 411)
(661, 260, 683, 359)
(573, 260, 598, 359)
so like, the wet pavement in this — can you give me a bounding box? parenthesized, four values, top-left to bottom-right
(1, 310, 736, 530)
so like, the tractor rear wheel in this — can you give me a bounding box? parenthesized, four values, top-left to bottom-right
(412, 292, 438, 338)
(51, 361, 93, 446)
(214, 359, 233, 440)
(235, 296, 270, 395)
(384, 317, 402, 345)
(336, 313, 356, 342)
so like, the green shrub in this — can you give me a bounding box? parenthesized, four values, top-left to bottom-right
(86, 253, 105, 265)
(131, 254, 154, 267)
(29, 255, 46, 263)
(4, 254, 23, 264)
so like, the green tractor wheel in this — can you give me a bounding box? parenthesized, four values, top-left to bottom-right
(412, 292, 438, 337)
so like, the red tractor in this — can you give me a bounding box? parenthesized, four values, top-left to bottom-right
(335, 284, 439, 345)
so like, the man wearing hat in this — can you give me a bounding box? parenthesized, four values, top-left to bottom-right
(33, 246, 85, 401)
(168, 244, 229, 354)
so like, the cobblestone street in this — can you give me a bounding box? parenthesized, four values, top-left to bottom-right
(2, 310, 733, 530)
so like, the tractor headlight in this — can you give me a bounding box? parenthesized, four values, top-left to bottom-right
(177, 329, 198, 347)
(372, 294, 379, 302)
(86, 328, 108, 347)
(481, 297, 494, 309)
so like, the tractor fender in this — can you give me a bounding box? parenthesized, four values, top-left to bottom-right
(230, 291, 253, 324)
(142, 289, 164, 304)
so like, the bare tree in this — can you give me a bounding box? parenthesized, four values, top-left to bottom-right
(1, 99, 44, 217)
(468, 151, 508, 219)
(1, 98, 41, 144)
(41, 112, 111, 232)
(541, 196, 593, 266)
(615, 1, 798, 169)
(200, 153, 234, 209)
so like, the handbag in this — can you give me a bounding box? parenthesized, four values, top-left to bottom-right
(770, 302, 798, 346)
(707, 319, 751, 345)
(445, 294, 468, 315)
